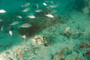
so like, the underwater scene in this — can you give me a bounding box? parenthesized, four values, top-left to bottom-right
(0, 0, 90, 60)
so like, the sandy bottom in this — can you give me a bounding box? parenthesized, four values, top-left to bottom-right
(0, 10, 90, 60)
(0, 0, 90, 60)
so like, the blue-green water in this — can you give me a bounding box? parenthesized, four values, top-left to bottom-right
(0, 0, 90, 60)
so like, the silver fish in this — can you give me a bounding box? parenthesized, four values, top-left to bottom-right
(19, 23, 32, 28)
(46, 14, 54, 18)
(0, 9, 6, 13)
(10, 21, 19, 26)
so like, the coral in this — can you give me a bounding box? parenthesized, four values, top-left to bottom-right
(31, 35, 46, 45)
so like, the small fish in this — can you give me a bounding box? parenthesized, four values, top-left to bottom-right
(9, 30, 13, 36)
(22, 35, 26, 39)
(0, 9, 6, 13)
(51, 10, 57, 14)
(46, 14, 54, 18)
(28, 15, 36, 19)
(47, 5, 57, 8)
(35, 9, 42, 12)
(10, 21, 19, 26)
(19, 23, 32, 28)
(43, 3, 47, 6)
(1, 26, 4, 31)
(22, 2, 30, 7)
(36, 4, 39, 9)
(22, 8, 30, 12)
(17, 16, 22, 18)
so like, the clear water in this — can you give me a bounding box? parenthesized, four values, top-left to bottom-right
(0, 0, 90, 60)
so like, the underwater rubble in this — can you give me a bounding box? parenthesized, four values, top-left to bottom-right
(0, 8, 90, 60)
(0, 0, 90, 60)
